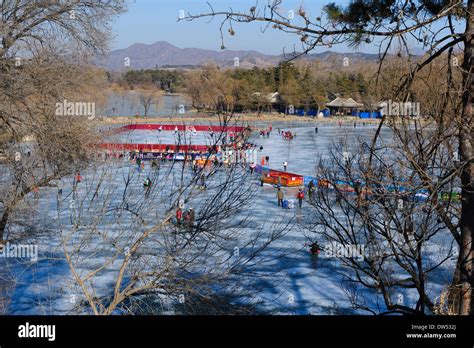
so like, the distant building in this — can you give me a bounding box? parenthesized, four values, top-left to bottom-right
(251, 92, 281, 105)
(250, 92, 282, 112)
(267, 92, 281, 105)
(326, 97, 364, 116)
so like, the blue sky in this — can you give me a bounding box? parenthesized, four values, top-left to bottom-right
(111, 0, 370, 54)
(111, 0, 461, 55)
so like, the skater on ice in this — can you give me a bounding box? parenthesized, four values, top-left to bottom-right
(297, 189, 305, 208)
(277, 188, 284, 207)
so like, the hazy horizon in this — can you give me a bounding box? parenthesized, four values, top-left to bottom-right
(109, 39, 386, 56)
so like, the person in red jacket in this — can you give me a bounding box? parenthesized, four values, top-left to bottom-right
(297, 189, 305, 208)
(176, 207, 183, 226)
(75, 172, 82, 184)
(309, 241, 321, 256)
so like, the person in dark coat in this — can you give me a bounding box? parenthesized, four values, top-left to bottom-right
(187, 208, 195, 227)
(308, 180, 315, 197)
(310, 241, 321, 256)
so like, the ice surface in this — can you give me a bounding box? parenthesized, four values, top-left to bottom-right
(0, 122, 456, 315)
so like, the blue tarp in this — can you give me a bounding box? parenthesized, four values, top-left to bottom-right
(359, 111, 382, 119)
(293, 108, 319, 117)
(254, 165, 270, 174)
(295, 109, 305, 116)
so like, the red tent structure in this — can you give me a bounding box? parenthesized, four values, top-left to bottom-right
(115, 124, 246, 133)
(98, 143, 213, 153)
(261, 169, 304, 187)
(99, 123, 246, 154)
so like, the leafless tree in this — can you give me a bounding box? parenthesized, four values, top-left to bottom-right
(59, 118, 289, 315)
(0, 0, 126, 241)
(305, 131, 458, 314)
(184, 64, 241, 115)
(132, 88, 163, 117)
(182, 0, 474, 315)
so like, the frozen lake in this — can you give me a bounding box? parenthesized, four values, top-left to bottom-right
(0, 123, 456, 315)
(99, 92, 194, 117)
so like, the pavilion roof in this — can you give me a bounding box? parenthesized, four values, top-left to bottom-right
(326, 97, 364, 108)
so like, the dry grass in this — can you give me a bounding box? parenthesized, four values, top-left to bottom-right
(97, 114, 383, 125)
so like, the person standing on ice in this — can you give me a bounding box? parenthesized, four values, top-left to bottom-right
(297, 189, 305, 208)
(277, 188, 284, 207)
(73, 172, 82, 196)
(309, 241, 321, 256)
(249, 162, 256, 174)
(143, 177, 152, 197)
(308, 180, 315, 197)
(186, 208, 195, 228)
(176, 207, 183, 226)
(143, 177, 151, 187)
(75, 172, 82, 184)
(283, 161, 288, 171)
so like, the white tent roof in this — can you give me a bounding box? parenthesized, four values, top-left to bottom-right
(326, 97, 364, 108)
(251, 92, 281, 104)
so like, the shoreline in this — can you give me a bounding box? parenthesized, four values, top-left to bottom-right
(97, 114, 384, 125)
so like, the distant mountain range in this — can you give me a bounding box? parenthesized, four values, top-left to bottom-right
(96, 41, 382, 71)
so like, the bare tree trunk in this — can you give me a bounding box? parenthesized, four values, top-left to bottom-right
(460, 0, 474, 316)
(0, 173, 62, 242)
(0, 208, 10, 242)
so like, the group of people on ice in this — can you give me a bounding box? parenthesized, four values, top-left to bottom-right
(281, 130, 295, 141)
(175, 206, 195, 228)
(258, 125, 272, 139)
(276, 187, 305, 209)
(260, 155, 270, 166)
